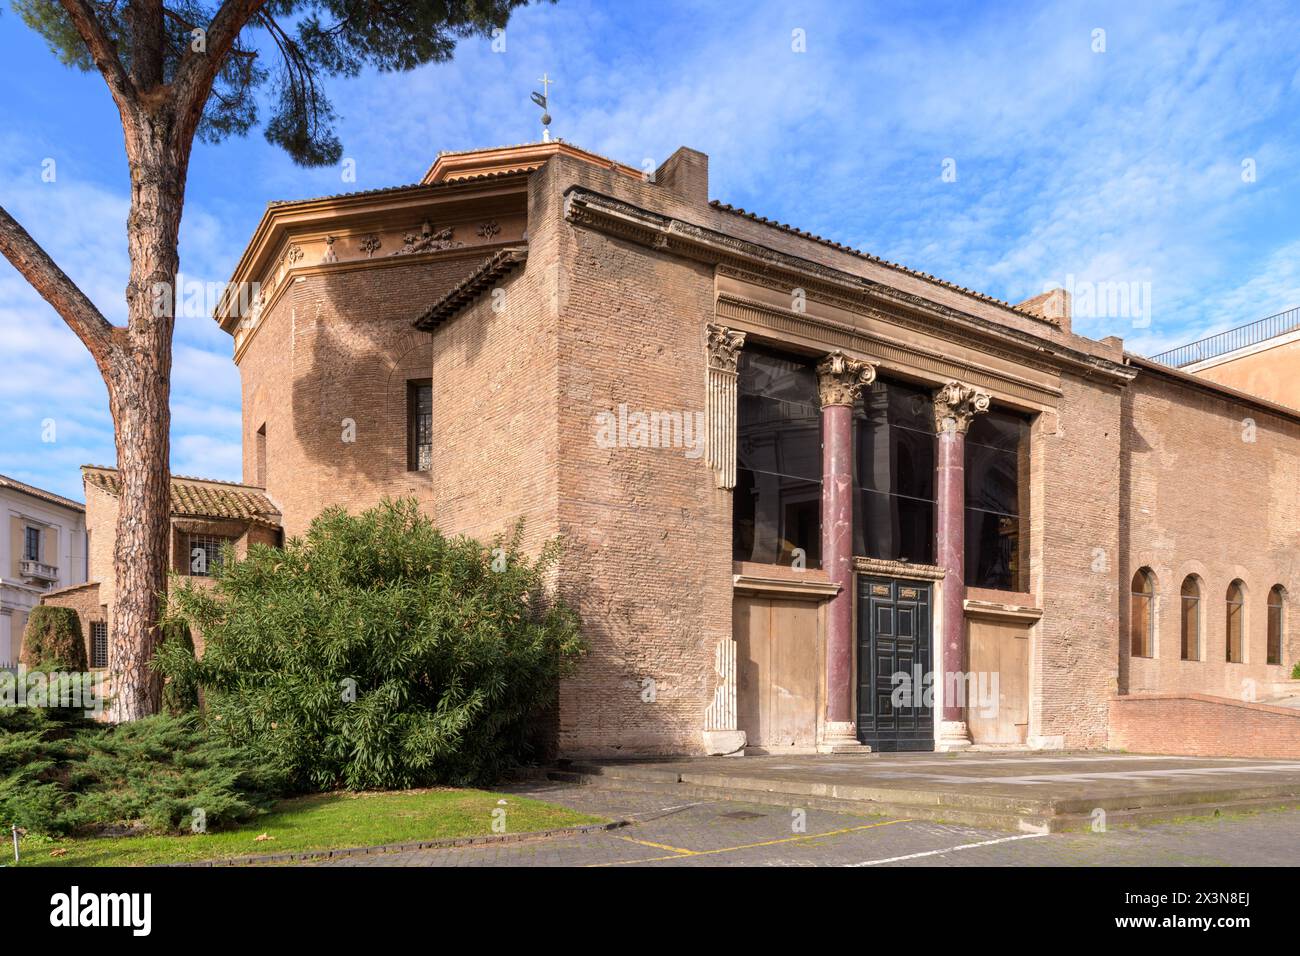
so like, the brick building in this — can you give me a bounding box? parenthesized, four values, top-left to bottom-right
(57, 140, 1300, 756)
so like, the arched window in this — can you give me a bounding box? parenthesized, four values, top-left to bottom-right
(1268, 586, 1286, 666)
(1225, 580, 1245, 663)
(1130, 568, 1154, 658)
(1180, 576, 1201, 661)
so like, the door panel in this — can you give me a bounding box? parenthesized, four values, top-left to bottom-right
(858, 577, 933, 752)
(967, 618, 1029, 744)
(734, 595, 819, 750)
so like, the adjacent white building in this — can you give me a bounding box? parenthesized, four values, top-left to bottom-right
(0, 475, 87, 665)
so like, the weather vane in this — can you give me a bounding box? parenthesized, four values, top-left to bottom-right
(531, 73, 553, 142)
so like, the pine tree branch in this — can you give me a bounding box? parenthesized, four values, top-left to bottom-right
(57, 0, 140, 117)
(127, 0, 166, 90)
(0, 204, 118, 367)
(170, 0, 266, 136)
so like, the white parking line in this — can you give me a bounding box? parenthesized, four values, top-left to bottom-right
(844, 832, 1050, 866)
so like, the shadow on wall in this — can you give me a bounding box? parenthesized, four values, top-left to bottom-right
(290, 257, 498, 498)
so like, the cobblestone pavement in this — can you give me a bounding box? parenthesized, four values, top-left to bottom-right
(313, 781, 1300, 867)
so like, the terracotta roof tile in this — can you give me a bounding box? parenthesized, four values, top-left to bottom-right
(81, 467, 280, 527)
(265, 169, 530, 209)
(0, 474, 85, 511)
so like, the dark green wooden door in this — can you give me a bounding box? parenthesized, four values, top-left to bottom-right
(857, 577, 933, 752)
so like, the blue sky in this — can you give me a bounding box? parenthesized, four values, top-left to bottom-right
(3, 0, 1300, 501)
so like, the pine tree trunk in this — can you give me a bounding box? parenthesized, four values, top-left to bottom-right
(106, 116, 186, 722)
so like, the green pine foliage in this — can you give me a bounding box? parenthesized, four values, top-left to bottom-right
(13, 0, 534, 167)
(0, 709, 276, 836)
(157, 498, 585, 792)
(158, 619, 199, 716)
(19, 605, 86, 671)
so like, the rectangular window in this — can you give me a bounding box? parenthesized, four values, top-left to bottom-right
(854, 377, 935, 564)
(187, 534, 234, 577)
(24, 526, 40, 562)
(408, 380, 433, 472)
(91, 621, 108, 669)
(733, 347, 822, 568)
(964, 408, 1029, 590)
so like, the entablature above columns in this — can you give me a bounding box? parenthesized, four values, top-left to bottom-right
(561, 186, 1136, 411)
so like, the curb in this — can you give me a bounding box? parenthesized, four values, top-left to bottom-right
(172, 819, 629, 867)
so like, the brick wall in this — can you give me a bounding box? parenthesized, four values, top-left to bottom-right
(1109, 693, 1300, 758)
(1031, 375, 1125, 748)
(543, 155, 734, 756)
(84, 481, 118, 623)
(1120, 370, 1300, 701)
(240, 256, 495, 537)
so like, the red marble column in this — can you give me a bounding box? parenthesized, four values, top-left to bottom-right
(817, 352, 875, 753)
(932, 382, 990, 750)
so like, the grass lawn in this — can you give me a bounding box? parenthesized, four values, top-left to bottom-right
(17, 789, 606, 867)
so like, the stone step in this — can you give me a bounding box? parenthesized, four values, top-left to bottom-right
(539, 764, 1300, 833)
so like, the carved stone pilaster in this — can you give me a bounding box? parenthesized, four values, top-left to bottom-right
(703, 638, 746, 755)
(705, 323, 746, 489)
(816, 351, 876, 407)
(933, 381, 991, 434)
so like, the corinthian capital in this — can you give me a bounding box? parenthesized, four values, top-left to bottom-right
(816, 351, 876, 407)
(706, 323, 746, 373)
(933, 381, 992, 434)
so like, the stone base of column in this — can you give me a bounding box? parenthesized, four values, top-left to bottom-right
(702, 730, 747, 756)
(935, 720, 973, 752)
(818, 721, 873, 755)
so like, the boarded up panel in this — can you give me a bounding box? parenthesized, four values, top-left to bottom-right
(967, 617, 1029, 744)
(734, 595, 819, 749)
(734, 595, 769, 745)
(769, 600, 819, 748)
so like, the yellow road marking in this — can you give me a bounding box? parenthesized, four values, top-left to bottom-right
(591, 818, 911, 867)
(616, 836, 696, 854)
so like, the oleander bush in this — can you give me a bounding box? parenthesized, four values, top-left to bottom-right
(157, 498, 584, 792)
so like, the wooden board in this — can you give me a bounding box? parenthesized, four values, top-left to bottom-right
(734, 595, 819, 750)
(967, 617, 1029, 745)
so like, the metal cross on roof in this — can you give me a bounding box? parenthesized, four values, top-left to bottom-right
(532, 73, 554, 141)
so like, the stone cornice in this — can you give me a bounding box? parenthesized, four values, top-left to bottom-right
(217, 171, 531, 332)
(852, 557, 947, 581)
(717, 265, 1067, 382)
(716, 292, 1062, 407)
(563, 187, 1137, 387)
(963, 599, 1045, 622)
(733, 570, 840, 599)
(1127, 353, 1300, 426)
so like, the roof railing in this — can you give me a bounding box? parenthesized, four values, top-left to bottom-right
(1150, 305, 1300, 368)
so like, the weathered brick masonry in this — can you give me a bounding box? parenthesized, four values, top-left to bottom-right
(68, 140, 1298, 757)
(1110, 694, 1300, 759)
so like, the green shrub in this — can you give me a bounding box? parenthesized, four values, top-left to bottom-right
(158, 498, 585, 791)
(63, 716, 280, 833)
(20, 606, 86, 671)
(158, 619, 199, 716)
(1291, 662, 1300, 680)
(0, 709, 279, 836)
